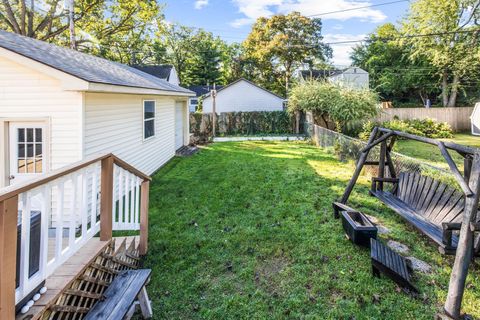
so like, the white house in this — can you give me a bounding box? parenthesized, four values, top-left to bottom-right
(0, 30, 193, 189)
(202, 79, 285, 113)
(299, 67, 369, 89)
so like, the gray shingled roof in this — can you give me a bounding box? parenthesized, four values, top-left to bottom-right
(132, 65, 174, 81)
(0, 30, 192, 95)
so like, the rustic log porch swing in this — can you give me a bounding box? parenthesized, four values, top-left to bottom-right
(337, 127, 480, 319)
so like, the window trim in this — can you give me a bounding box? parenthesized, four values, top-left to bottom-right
(142, 100, 156, 141)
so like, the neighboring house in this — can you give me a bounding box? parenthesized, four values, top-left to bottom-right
(187, 85, 224, 112)
(0, 30, 193, 189)
(299, 67, 369, 89)
(202, 79, 285, 113)
(132, 64, 180, 86)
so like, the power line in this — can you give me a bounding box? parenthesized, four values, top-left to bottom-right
(307, 0, 410, 17)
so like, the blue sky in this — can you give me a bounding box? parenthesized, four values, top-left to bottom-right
(163, 0, 411, 67)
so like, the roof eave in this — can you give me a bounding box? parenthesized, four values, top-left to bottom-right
(84, 82, 194, 97)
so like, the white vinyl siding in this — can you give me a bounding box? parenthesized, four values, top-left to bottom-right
(0, 55, 83, 178)
(84, 93, 177, 175)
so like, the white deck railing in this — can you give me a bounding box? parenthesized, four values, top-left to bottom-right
(0, 154, 151, 318)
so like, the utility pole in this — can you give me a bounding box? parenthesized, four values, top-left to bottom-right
(211, 83, 217, 137)
(67, 0, 76, 50)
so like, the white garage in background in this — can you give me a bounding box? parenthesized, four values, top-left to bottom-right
(202, 78, 285, 113)
(0, 30, 193, 189)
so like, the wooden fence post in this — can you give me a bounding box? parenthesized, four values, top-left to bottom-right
(444, 151, 480, 318)
(0, 196, 18, 319)
(139, 180, 150, 256)
(100, 156, 114, 241)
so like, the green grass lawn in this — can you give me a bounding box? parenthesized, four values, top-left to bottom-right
(395, 133, 480, 170)
(144, 141, 480, 319)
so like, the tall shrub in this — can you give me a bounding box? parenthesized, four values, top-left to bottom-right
(288, 81, 379, 133)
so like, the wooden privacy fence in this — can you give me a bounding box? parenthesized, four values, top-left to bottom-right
(0, 153, 150, 319)
(375, 107, 474, 132)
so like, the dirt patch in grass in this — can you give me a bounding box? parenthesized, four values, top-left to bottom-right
(255, 256, 290, 297)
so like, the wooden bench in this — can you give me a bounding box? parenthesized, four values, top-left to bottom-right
(85, 269, 152, 320)
(370, 172, 480, 255)
(370, 239, 417, 293)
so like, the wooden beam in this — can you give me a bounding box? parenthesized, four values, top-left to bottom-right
(438, 142, 473, 196)
(444, 151, 480, 318)
(360, 131, 394, 153)
(0, 196, 18, 319)
(377, 127, 476, 155)
(464, 155, 473, 185)
(378, 140, 387, 191)
(340, 127, 379, 204)
(100, 156, 114, 241)
(139, 180, 150, 256)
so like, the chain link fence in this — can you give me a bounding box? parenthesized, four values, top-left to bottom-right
(305, 121, 457, 187)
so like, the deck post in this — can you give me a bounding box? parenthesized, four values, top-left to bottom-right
(0, 196, 18, 319)
(139, 180, 150, 255)
(100, 156, 114, 241)
(444, 151, 480, 318)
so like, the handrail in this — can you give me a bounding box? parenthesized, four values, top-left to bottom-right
(0, 153, 151, 202)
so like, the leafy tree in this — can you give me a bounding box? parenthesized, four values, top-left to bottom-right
(402, 0, 480, 107)
(154, 23, 195, 83)
(154, 24, 234, 86)
(351, 23, 438, 105)
(243, 12, 332, 96)
(288, 81, 379, 132)
(183, 30, 223, 85)
(0, 0, 163, 64)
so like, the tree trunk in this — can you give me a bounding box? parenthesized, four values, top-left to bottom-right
(442, 71, 449, 107)
(447, 74, 460, 107)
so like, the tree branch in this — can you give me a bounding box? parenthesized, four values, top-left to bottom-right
(1, 0, 22, 33)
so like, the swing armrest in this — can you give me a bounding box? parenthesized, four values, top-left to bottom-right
(371, 177, 399, 192)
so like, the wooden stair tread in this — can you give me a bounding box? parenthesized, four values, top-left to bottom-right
(16, 236, 138, 320)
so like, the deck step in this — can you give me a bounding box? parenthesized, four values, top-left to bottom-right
(16, 236, 140, 320)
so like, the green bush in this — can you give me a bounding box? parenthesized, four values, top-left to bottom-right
(288, 81, 379, 133)
(359, 118, 453, 140)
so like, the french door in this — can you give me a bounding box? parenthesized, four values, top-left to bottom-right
(9, 123, 48, 185)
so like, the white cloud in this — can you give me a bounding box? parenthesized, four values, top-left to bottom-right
(230, 0, 387, 27)
(195, 0, 209, 10)
(323, 33, 366, 67)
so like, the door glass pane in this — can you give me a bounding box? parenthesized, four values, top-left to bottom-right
(27, 143, 34, 157)
(18, 144, 25, 158)
(26, 159, 34, 173)
(18, 129, 25, 142)
(18, 159, 26, 173)
(15, 127, 44, 174)
(35, 157, 42, 172)
(35, 144, 42, 157)
(27, 128, 34, 142)
(35, 128, 42, 142)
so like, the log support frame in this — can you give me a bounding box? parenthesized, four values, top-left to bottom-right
(338, 127, 480, 318)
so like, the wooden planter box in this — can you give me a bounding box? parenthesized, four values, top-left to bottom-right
(341, 211, 377, 247)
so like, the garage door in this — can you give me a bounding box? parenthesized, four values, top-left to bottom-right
(175, 103, 184, 150)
